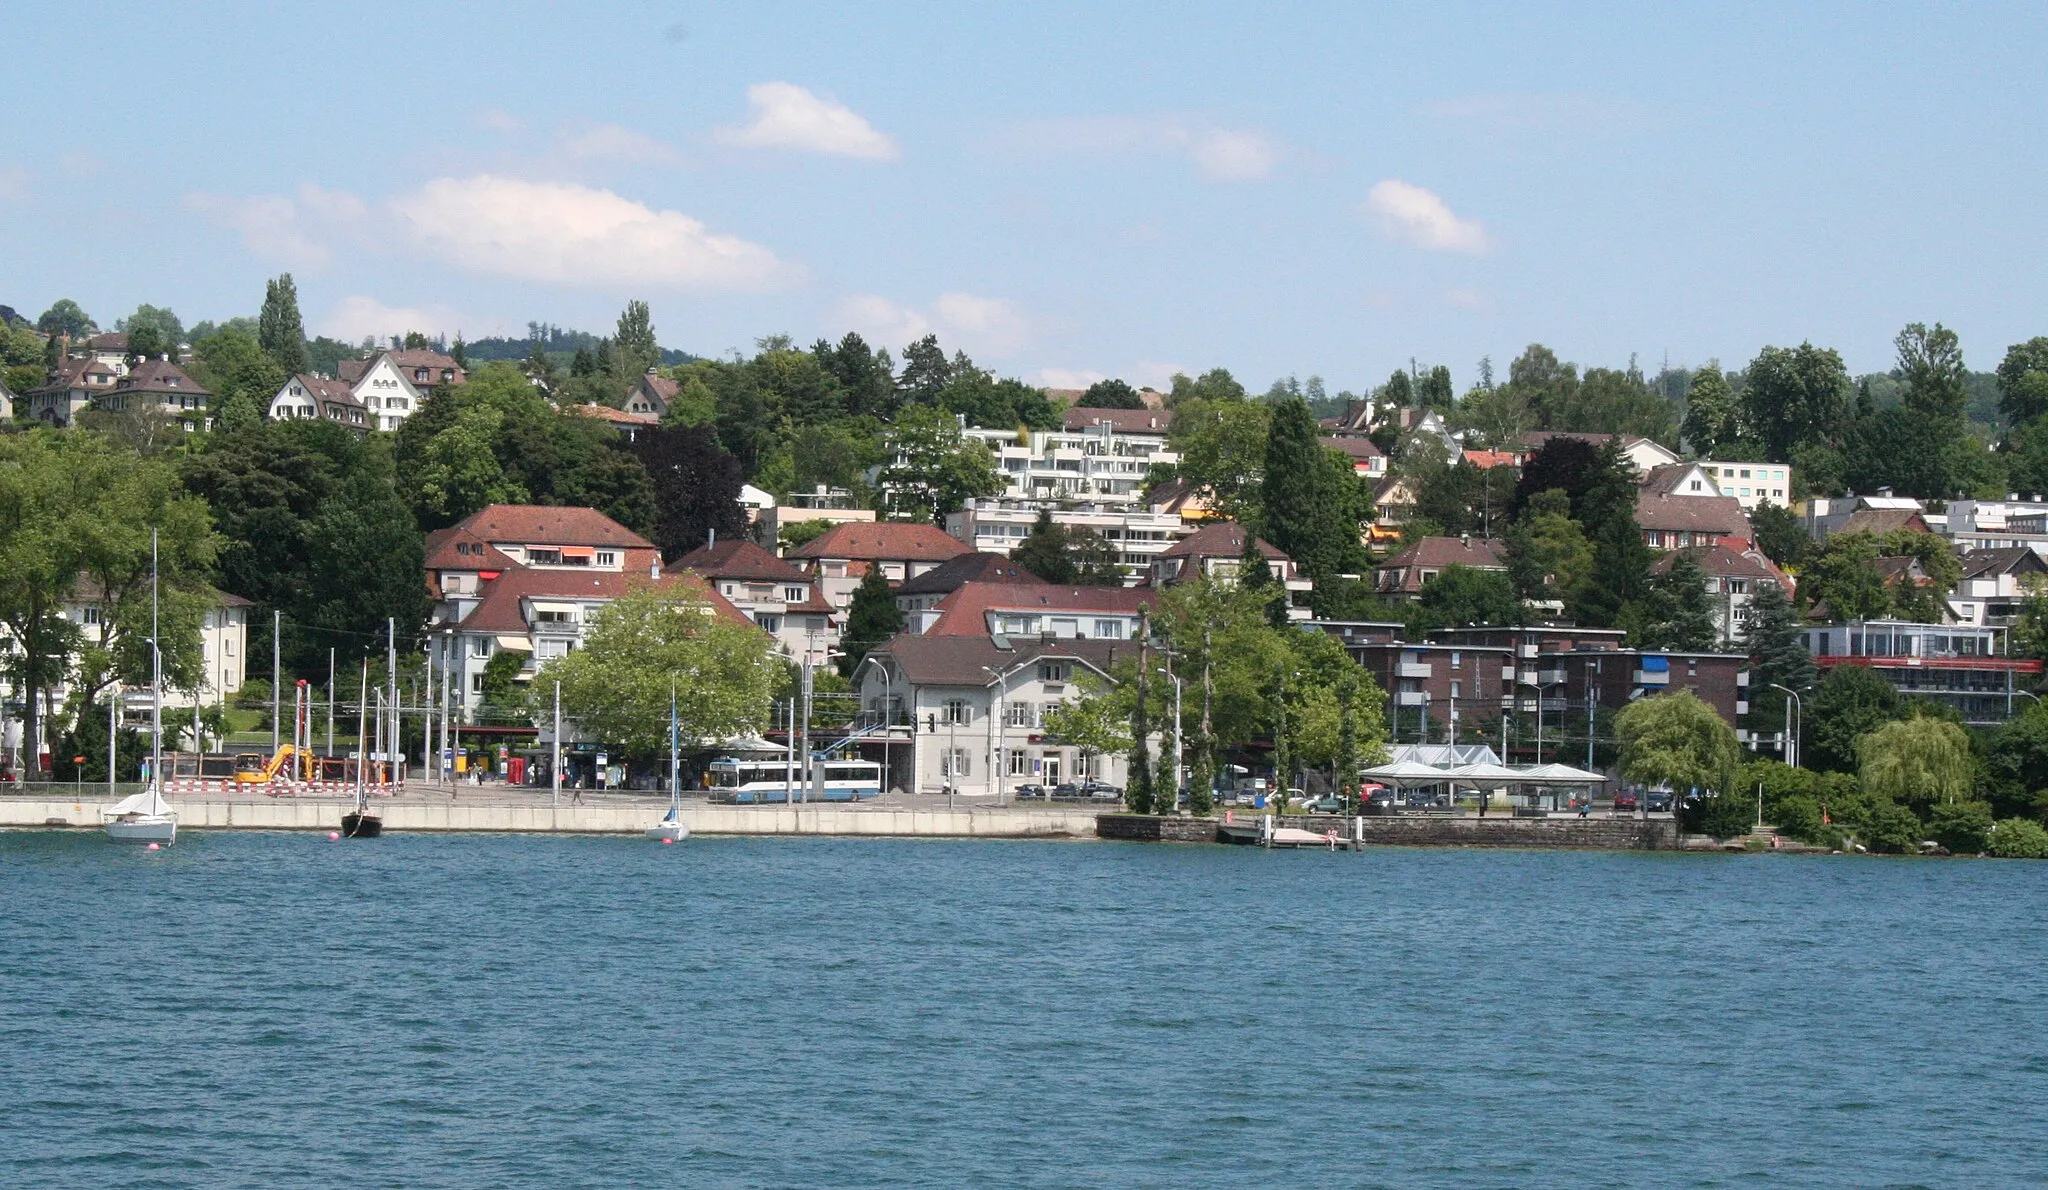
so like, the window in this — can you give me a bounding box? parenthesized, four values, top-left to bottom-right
(941, 748, 972, 777)
(1006, 702, 1036, 728)
(226, 638, 235, 656)
(1094, 619, 1125, 639)
(785, 587, 807, 603)
(1008, 749, 1030, 776)
(1450, 680, 1461, 699)
(81, 606, 102, 625)
(756, 614, 782, 633)
(534, 609, 573, 624)
(1689, 480, 1702, 491)
(942, 698, 970, 724)
(471, 673, 485, 693)
(1037, 662, 1069, 682)
(471, 637, 491, 657)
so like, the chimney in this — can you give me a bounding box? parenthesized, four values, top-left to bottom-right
(1460, 533, 1471, 549)
(708, 527, 716, 548)
(651, 558, 662, 580)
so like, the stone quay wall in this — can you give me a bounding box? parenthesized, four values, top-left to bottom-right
(1099, 813, 1679, 850)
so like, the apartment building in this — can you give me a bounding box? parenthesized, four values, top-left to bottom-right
(959, 407, 1178, 506)
(1804, 620, 2042, 724)
(945, 499, 1189, 582)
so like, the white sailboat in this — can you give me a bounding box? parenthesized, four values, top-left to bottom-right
(104, 529, 177, 845)
(646, 680, 689, 842)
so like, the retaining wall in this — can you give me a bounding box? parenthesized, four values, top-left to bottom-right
(1098, 812, 1678, 850)
(0, 798, 1100, 839)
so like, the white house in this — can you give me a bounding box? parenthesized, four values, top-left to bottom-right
(958, 407, 1179, 507)
(1694, 461, 1793, 509)
(945, 499, 1191, 583)
(673, 538, 838, 664)
(853, 635, 1143, 797)
(267, 374, 369, 429)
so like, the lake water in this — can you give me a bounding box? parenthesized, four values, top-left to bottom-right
(4, 832, 2045, 1188)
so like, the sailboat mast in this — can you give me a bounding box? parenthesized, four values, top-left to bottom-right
(108, 681, 117, 800)
(151, 528, 161, 789)
(356, 660, 370, 810)
(669, 678, 679, 806)
(386, 618, 398, 792)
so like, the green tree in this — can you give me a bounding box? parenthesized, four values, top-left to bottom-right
(1260, 397, 1359, 581)
(1750, 502, 1809, 568)
(1575, 509, 1654, 629)
(1165, 367, 1248, 409)
(1742, 343, 1850, 464)
(1040, 680, 1133, 782)
(1616, 691, 1743, 826)
(897, 334, 952, 404)
(1504, 344, 1577, 429)
(1503, 489, 1595, 606)
(837, 567, 904, 678)
(879, 405, 1004, 522)
(1014, 510, 1075, 584)
(816, 332, 898, 419)
(1994, 337, 2048, 427)
(1416, 566, 1520, 631)
(1066, 527, 1123, 586)
(36, 299, 93, 339)
(538, 585, 779, 757)
(1987, 817, 2048, 858)
(1806, 665, 1905, 773)
(1680, 362, 1739, 456)
(1170, 398, 1272, 521)
(1927, 799, 1995, 853)
(1449, 383, 1535, 449)
(1742, 582, 1814, 743)
(1895, 322, 1969, 425)
(635, 422, 747, 558)
(474, 650, 528, 723)
(258, 274, 308, 375)
(613, 299, 658, 380)
(1625, 553, 1719, 650)
(1797, 532, 1891, 620)
(118, 304, 184, 361)
(1859, 715, 1973, 806)
(1080, 378, 1145, 409)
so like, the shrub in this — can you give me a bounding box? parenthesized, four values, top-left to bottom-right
(1770, 794, 1829, 844)
(237, 678, 273, 708)
(1987, 817, 2048, 859)
(1926, 800, 1995, 855)
(1683, 790, 1756, 840)
(1860, 798, 1925, 854)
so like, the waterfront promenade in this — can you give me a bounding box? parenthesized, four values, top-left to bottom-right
(0, 786, 1102, 838)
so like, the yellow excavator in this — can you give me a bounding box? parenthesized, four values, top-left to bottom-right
(234, 745, 309, 784)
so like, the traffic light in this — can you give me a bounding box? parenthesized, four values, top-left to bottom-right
(926, 713, 938, 733)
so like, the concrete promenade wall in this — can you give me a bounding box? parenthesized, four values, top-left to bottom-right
(1099, 812, 1678, 850)
(0, 798, 1100, 839)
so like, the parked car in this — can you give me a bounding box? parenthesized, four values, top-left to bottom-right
(1645, 790, 1675, 813)
(1304, 794, 1345, 814)
(1366, 788, 1398, 809)
(1051, 782, 1084, 800)
(1083, 780, 1123, 801)
(1613, 791, 1639, 812)
(1012, 783, 1047, 801)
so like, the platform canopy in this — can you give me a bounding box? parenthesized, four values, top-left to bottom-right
(1443, 761, 1522, 788)
(1517, 763, 1609, 785)
(1360, 760, 1460, 787)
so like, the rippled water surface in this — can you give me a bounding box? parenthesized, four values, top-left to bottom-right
(4, 832, 2046, 1188)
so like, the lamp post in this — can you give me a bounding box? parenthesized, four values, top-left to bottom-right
(982, 664, 1005, 806)
(1768, 683, 1804, 770)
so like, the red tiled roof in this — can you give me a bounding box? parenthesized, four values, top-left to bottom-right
(864, 633, 1126, 686)
(461, 566, 746, 634)
(571, 403, 656, 426)
(1635, 492, 1748, 536)
(1377, 535, 1508, 571)
(84, 332, 128, 352)
(424, 526, 521, 572)
(289, 374, 361, 407)
(337, 359, 369, 384)
(113, 359, 212, 398)
(1321, 436, 1386, 461)
(675, 539, 807, 582)
(1461, 449, 1519, 469)
(1061, 407, 1174, 434)
(640, 373, 680, 402)
(922, 581, 1157, 637)
(1837, 508, 1929, 536)
(452, 504, 656, 550)
(894, 552, 1048, 596)
(1649, 544, 1784, 584)
(787, 521, 972, 563)
(1161, 520, 1287, 560)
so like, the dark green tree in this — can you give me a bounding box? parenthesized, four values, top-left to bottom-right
(258, 274, 308, 375)
(898, 334, 952, 404)
(1994, 337, 2048, 426)
(613, 300, 658, 378)
(816, 332, 898, 418)
(1625, 554, 1720, 651)
(1742, 582, 1815, 745)
(1065, 527, 1124, 586)
(634, 423, 747, 558)
(1741, 342, 1850, 464)
(1506, 344, 1579, 429)
(1415, 566, 1521, 630)
(837, 568, 904, 677)
(1259, 397, 1358, 581)
(1806, 665, 1904, 773)
(1895, 321, 1969, 424)
(1380, 369, 1414, 410)
(1080, 378, 1145, 409)
(1574, 511, 1654, 628)
(36, 299, 93, 339)
(1680, 362, 1740, 456)
(1014, 510, 1076, 584)
(1750, 501, 1810, 568)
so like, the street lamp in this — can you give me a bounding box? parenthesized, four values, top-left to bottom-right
(1768, 683, 1803, 770)
(982, 663, 1008, 806)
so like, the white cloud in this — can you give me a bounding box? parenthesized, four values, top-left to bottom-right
(318, 295, 498, 343)
(559, 122, 684, 166)
(0, 163, 31, 201)
(389, 175, 790, 290)
(476, 108, 526, 135)
(714, 82, 899, 161)
(1363, 180, 1490, 254)
(831, 292, 1033, 358)
(1035, 368, 1107, 390)
(184, 182, 366, 267)
(1007, 116, 1283, 181)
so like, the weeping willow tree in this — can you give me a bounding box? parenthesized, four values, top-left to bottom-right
(1858, 715, 1973, 805)
(1615, 691, 1741, 798)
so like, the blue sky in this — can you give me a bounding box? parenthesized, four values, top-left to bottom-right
(5, 1, 2044, 391)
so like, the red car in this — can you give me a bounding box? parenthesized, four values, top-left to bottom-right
(1612, 791, 1639, 811)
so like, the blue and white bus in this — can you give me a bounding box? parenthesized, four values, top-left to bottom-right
(708, 757, 883, 804)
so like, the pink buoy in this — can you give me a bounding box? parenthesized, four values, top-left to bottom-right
(146, 842, 160, 851)
(661, 837, 675, 845)
(328, 831, 341, 841)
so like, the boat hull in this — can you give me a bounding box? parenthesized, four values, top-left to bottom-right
(104, 815, 177, 844)
(341, 813, 383, 838)
(646, 822, 690, 842)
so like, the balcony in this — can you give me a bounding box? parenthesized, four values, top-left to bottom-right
(1398, 662, 1432, 679)
(1396, 691, 1428, 707)
(1634, 669, 1670, 685)
(1518, 644, 1539, 659)
(1536, 668, 1566, 686)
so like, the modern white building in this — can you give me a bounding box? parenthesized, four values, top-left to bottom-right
(960, 407, 1179, 506)
(1943, 499, 2048, 555)
(944, 499, 1190, 583)
(1693, 461, 1793, 509)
